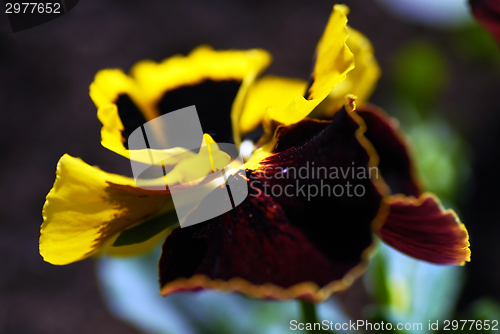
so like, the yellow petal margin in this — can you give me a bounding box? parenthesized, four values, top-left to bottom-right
(265, 5, 354, 128)
(40, 154, 170, 265)
(90, 69, 150, 162)
(90, 46, 271, 160)
(130, 45, 271, 116)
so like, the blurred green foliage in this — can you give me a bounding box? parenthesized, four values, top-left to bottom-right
(393, 42, 448, 112)
(452, 23, 500, 66)
(365, 22, 500, 334)
(365, 239, 464, 334)
(389, 40, 471, 204)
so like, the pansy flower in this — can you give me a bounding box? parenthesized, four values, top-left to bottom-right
(40, 5, 470, 302)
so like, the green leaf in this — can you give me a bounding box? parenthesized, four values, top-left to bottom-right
(111, 210, 179, 247)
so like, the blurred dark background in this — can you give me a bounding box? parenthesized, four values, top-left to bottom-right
(1, 0, 499, 333)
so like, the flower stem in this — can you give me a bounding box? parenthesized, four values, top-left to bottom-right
(299, 300, 338, 333)
(300, 300, 319, 326)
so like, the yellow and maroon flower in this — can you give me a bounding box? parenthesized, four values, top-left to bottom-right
(40, 5, 470, 303)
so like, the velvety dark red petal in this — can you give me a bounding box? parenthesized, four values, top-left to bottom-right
(470, 0, 500, 44)
(357, 104, 421, 197)
(159, 173, 370, 302)
(158, 80, 241, 144)
(375, 194, 471, 265)
(159, 109, 387, 301)
(115, 94, 148, 149)
(272, 119, 330, 153)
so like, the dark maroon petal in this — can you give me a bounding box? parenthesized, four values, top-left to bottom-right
(470, 0, 500, 44)
(115, 94, 148, 149)
(375, 194, 471, 265)
(160, 174, 366, 301)
(357, 104, 421, 197)
(158, 80, 241, 144)
(256, 109, 386, 264)
(272, 119, 330, 153)
(159, 109, 386, 301)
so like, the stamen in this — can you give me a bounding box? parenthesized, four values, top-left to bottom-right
(345, 94, 357, 113)
(203, 133, 216, 173)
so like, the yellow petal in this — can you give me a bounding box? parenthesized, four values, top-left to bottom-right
(91, 70, 154, 162)
(238, 75, 307, 135)
(131, 45, 271, 116)
(265, 5, 354, 128)
(90, 46, 271, 160)
(314, 26, 381, 118)
(131, 46, 271, 146)
(89, 69, 138, 110)
(40, 154, 170, 265)
(97, 101, 195, 164)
